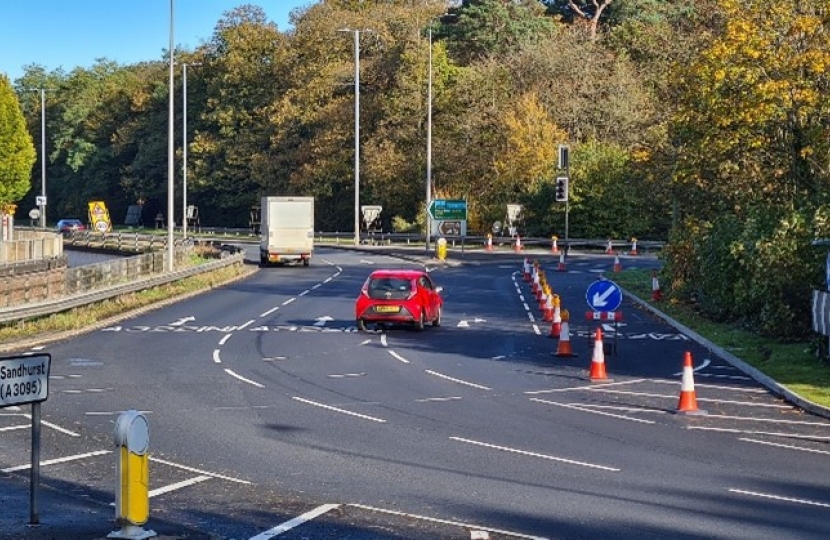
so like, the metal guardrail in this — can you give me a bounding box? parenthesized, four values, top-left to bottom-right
(0, 252, 245, 325)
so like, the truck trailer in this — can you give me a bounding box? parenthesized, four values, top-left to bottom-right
(259, 196, 315, 266)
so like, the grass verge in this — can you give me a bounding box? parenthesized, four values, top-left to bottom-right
(613, 268, 830, 409)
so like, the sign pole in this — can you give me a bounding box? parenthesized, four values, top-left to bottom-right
(30, 402, 41, 525)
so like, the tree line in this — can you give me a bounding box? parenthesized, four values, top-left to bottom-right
(3, 0, 830, 340)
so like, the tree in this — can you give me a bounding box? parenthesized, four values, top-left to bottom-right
(0, 74, 35, 206)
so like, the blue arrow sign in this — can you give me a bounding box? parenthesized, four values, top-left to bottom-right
(586, 279, 623, 312)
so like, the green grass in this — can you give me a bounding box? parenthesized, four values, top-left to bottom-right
(614, 268, 830, 408)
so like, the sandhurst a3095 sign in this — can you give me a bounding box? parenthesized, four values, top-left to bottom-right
(0, 354, 51, 407)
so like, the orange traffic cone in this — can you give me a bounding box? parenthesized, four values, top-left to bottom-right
(613, 255, 622, 273)
(651, 270, 662, 301)
(589, 327, 611, 381)
(554, 315, 577, 357)
(630, 237, 638, 256)
(514, 235, 523, 252)
(532, 271, 540, 294)
(677, 352, 707, 415)
(549, 296, 561, 338)
(551, 236, 560, 255)
(485, 234, 494, 252)
(522, 258, 531, 282)
(543, 293, 553, 322)
(557, 251, 566, 272)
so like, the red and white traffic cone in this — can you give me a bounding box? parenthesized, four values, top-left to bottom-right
(589, 327, 611, 381)
(676, 351, 707, 415)
(522, 258, 531, 282)
(651, 270, 662, 301)
(532, 271, 540, 294)
(543, 293, 553, 322)
(549, 297, 561, 338)
(557, 251, 566, 272)
(551, 236, 559, 255)
(630, 237, 638, 256)
(514, 235, 523, 252)
(554, 317, 577, 357)
(613, 255, 622, 273)
(605, 239, 613, 254)
(485, 234, 494, 252)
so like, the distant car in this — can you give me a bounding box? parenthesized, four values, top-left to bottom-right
(355, 269, 443, 332)
(56, 219, 86, 236)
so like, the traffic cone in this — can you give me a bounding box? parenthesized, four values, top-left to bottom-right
(485, 234, 494, 252)
(514, 235, 523, 252)
(676, 352, 707, 415)
(549, 296, 561, 338)
(613, 255, 622, 273)
(522, 258, 531, 282)
(651, 270, 662, 301)
(551, 236, 560, 255)
(543, 293, 553, 322)
(554, 314, 577, 357)
(532, 271, 540, 294)
(589, 327, 611, 381)
(630, 237, 638, 256)
(557, 251, 566, 272)
(605, 239, 613, 254)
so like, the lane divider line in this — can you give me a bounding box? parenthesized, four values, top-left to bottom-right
(389, 350, 410, 364)
(224, 369, 265, 388)
(687, 426, 830, 440)
(450, 436, 620, 472)
(213, 349, 222, 364)
(249, 504, 342, 540)
(729, 488, 830, 509)
(739, 437, 830, 455)
(425, 370, 490, 390)
(150, 456, 252, 484)
(219, 334, 232, 346)
(292, 397, 386, 423)
(529, 398, 656, 425)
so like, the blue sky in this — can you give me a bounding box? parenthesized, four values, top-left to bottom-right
(1, 1, 311, 82)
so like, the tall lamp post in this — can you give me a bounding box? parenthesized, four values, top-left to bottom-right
(167, 0, 175, 271)
(24, 88, 52, 228)
(425, 24, 434, 251)
(339, 28, 370, 247)
(182, 62, 201, 240)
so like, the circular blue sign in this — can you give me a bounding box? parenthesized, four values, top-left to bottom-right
(586, 279, 623, 312)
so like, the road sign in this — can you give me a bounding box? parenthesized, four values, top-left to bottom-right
(428, 199, 467, 221)
(586, 279, 623, 312)
(431, 220, 466, 237)
(35, 196, 47, 206)
(0, 354, 51, 408)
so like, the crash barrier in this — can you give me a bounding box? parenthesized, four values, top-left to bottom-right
(0, 250, 244, 325)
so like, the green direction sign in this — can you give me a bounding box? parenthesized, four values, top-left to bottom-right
(428, 199, 467, 221)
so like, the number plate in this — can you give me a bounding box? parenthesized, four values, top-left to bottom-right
(375, 305, 400, 313)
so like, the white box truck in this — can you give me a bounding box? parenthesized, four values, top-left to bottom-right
(259, 196, 314, 266)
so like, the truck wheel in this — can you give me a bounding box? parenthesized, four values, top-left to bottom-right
(357, 318, 367, 332)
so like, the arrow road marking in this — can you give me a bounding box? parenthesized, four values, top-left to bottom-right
(592, 285, 618, 307)
(170, 316, 195, 326)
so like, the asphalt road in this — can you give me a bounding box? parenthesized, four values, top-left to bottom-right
(2, 246, 830, 539)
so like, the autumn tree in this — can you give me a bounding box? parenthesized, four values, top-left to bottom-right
(0, 74, 35, 207)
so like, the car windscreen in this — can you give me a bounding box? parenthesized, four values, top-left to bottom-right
(367, 277, 413, 300)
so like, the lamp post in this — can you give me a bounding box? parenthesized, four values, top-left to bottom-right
(425, 24, 434, 251)
(182, 62, 201, 240)
(24, 88, 52, 228)
(339, 28, 370, 247)
(167, 0, 175, 271)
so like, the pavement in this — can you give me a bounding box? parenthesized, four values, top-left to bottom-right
(2, 243, 828, 539)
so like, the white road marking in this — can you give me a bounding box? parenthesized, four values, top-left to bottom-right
(522, 303, 530, 311)
(360, 339, 372, 346)
(740, 438, 830, 455)
(348, 503, 549, 540)
(0, 425, 28, 432)
(450, 437, 620, 472)
(2, 450, 111, 473)
(688, 426, 830, 440)
(213, 349, 222, 364)
(282, 298, 296, 306)
(672, 358, 711, 376)
(389, 350, 410, 364)
(527, 313, 535, 322)
(650, 379, 768, 393)
(471, 532, 490, 539)
(263, 356, 288, 362)
(324, 277, 333, 284)
(699, 414, 830, 427)
(260, 306, 280, 317)
(696, 374, 752, 381)
(150, 457, 251, 484)
(457, 320, 470, 328)
(30, 346, 45, 351)
(238, 319, 255, 330)
(519, 295, 526, 302)
(149, 475, 211, 498)
(311, 283, 322, 290)
(575, 404, 667, 414)
(425, 370, 491, 390)
(249, 504, 341, 539)
(530, 398, 656, 425)
(224, 369, 265, 388)
(328, 373, 366, 379)
(580, 389, 792, 408)
(729, 489, 830, 508)
(416, 396, 462, 403)
(526, 379, 647, 395)
(292, 397, 386, 423)
(532, 324, 541, 335)
(380, 334, 388, 347)
(219, 334, 232, 346)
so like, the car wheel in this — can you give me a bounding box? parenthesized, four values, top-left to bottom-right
(432, 306, 441, 327)
(357, 318, 367, 332)
(415, 310, 425, 331)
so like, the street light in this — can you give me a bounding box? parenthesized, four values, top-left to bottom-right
(339, 28, 371, 247)
(425, 23, 434, 251)
(24, 88, 53, 228)
(182, 61, 201, 239)
(167, 0, 175, 271)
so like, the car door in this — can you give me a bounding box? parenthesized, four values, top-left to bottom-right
(418, 275, 437, 320)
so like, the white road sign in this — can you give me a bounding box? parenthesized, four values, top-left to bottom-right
(0, 354, 51, 408)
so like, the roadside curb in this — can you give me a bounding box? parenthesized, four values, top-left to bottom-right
(624, 289, 830, 421)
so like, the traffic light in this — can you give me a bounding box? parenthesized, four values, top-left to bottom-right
(558, 144, 569, 170)
(555, 176, 569, 202)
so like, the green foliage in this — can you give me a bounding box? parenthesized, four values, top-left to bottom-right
(0, 74, 35, 206)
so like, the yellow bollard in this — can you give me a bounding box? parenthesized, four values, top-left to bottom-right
(436, 237, 448, 260)
(109, 410, 155, 539)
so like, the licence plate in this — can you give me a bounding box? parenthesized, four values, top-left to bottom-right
(375, 305, 400, 313)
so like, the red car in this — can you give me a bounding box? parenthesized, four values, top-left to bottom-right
(355, 269, 443, 331)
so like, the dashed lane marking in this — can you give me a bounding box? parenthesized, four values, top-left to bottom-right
(292, 397, 386, 423)
(219, 334, 232, 345)
(425, 370, 490, 390)
(250, 504, 342, 540)
(739, 438, 830, 455)
(530, 398, 656, 425)
(389, 350, 410, 364)
(224, 368, 265, 388)
(328, 372, 366, 379)
(729, 489, 830, 509)
(688, 426, 830, 440)
(213, 349, 222, 364)
(416, 396, 462, 403)
(450, 436, 620, 472)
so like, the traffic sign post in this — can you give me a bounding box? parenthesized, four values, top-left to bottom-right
(586, 279, 623, 356)
(0, 353, 51, 525)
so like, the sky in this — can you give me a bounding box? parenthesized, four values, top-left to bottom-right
(1, 1, 312, 82)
